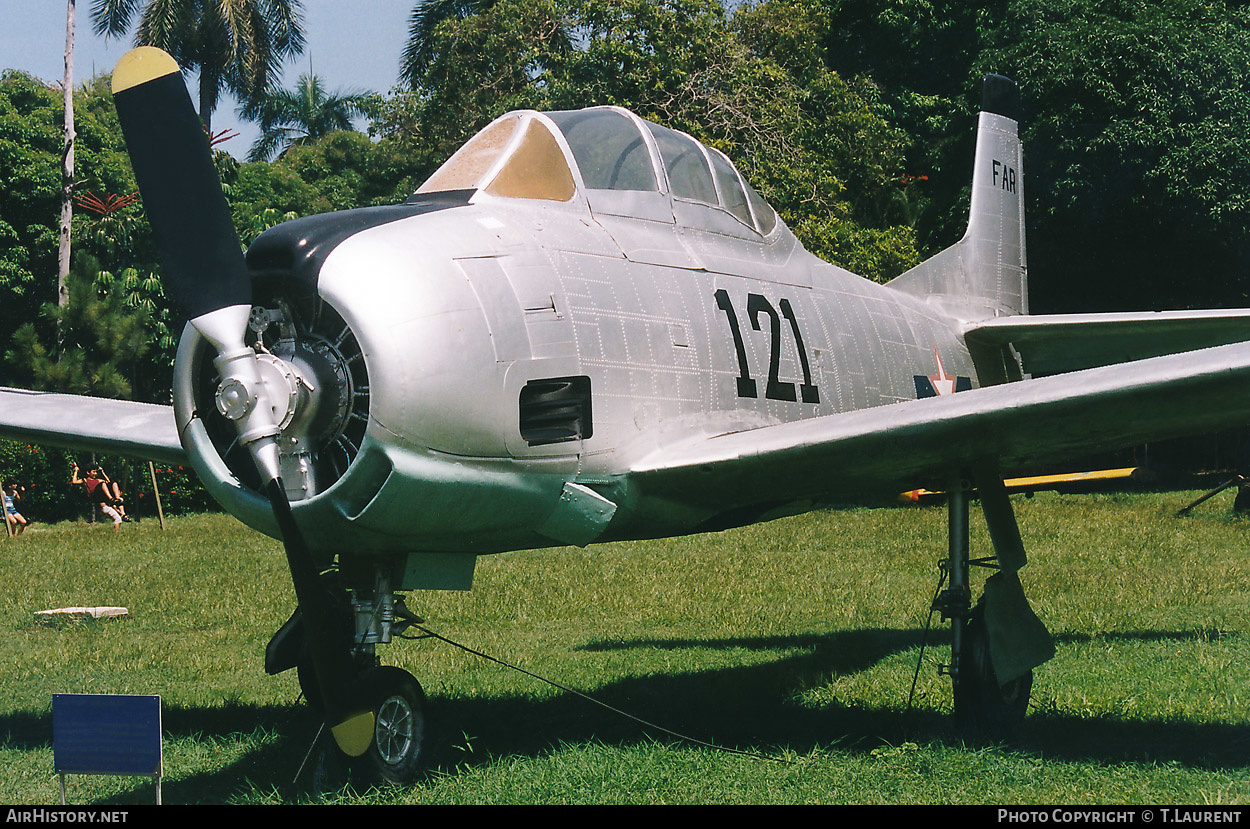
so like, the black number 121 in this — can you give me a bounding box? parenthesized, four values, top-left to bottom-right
(714, 289, 819, 404)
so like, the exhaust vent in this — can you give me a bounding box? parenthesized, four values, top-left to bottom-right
(519, 376, 592, 446)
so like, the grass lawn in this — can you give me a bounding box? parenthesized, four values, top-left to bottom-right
(0, 489, 1245, 804)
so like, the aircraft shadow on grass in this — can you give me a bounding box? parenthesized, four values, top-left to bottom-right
(571, 628, 1247, 764)
(2, 626, 1243, 802)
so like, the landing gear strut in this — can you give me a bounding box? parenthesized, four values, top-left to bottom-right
(935, 470, 1052, 736)
(268, 569, 430, 785)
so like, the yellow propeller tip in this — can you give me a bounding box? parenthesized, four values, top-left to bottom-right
(112, 47, 180, 94)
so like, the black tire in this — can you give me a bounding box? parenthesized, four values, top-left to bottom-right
(953, 604, 1031, 737)
(296, 656, 324, 714)
(358, 666, 427, 785)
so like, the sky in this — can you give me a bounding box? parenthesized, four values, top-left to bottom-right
(0, 0, 417, 159)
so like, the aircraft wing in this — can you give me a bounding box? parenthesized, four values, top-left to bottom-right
(628, 342, 1250, 512)
(0, 387, 186, 464)
(965, 309, 1250, 375)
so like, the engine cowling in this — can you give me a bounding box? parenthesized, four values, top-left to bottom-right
(172, 201, 581, 558)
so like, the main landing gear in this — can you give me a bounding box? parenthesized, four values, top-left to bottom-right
(267, 569, 429, 785)
(932, 470, 1053, 737)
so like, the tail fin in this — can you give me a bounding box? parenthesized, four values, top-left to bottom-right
(888, 74, 1028, 321)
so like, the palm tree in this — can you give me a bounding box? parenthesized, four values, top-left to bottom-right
(400, 0, 493, 89)
(91, 0, 306, 131)
(400, 0, 576, 91)
(240, 72, 374, 162)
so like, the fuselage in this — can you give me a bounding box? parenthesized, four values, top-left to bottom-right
(174, 108, 978, 576)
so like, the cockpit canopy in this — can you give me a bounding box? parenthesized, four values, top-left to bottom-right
(417, 107, 779, 237)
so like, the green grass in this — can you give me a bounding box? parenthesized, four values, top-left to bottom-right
(0, 491, 1246, 804)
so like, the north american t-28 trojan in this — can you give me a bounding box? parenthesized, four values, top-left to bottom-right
(4, 46, 1250, 783)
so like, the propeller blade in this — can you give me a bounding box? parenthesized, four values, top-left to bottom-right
(264, 479, 374, 756)
(113, 50, 267, 467)
(113, 46, 373, 756)
(111, 46, 251, 319)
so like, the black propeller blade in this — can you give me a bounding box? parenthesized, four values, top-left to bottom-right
(112, 47, 250, 320)
(264, 479, 375, 756)
(112, 47, 374, 757)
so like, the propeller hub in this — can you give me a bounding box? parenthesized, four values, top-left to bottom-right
(215, 378, 255, 421)
(215, 351, 302, 428)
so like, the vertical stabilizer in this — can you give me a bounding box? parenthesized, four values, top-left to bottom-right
(887, 75, 1028, 322)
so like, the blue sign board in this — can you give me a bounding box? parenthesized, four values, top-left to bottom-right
(53, 694, 162, 776)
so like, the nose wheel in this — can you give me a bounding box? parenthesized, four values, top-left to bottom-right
(358, 666, 427, 785)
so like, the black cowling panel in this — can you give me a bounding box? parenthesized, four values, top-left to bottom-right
(244, 189, 475, 289)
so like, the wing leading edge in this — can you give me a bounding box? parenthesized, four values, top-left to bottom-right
(627, 342, 1250, 515)
(0, 387, 185, 464)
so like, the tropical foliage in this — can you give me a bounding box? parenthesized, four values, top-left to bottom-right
(400, 0, 506, 89)
(90, 0, 306, 130)
(818, 0, 1250, 311)
(0, 72, 136, 341)
(240, 72, 376, 162)
(7, 253, 153, 400)
(982, 0, 1250, 312)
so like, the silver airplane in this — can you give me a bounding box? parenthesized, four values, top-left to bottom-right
(4, 47, 1250, 783)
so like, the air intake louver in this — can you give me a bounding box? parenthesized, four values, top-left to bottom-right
(519, 376, 592, 446)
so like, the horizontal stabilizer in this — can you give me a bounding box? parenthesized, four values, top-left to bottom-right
(966, 309, 1250, 374)
(0, 387, 185, 464)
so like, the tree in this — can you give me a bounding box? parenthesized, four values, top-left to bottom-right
(240, 72, 376, 162)
(59, 0, 77, 317)
(90, 0, 306, 131)
(74, 187, 178, 398)
(399, 0, 577, 93)
(7, 253, 153, 400)
(401, 0, 499, 89)
(394, 0, 572, 154)
(979, 0, 1250, 312)
(0, 71, 140, 357)
(816, 0, 1012, 251)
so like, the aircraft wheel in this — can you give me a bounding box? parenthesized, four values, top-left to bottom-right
(953, 604, 1031, 737)
(359, 666, 427, 785)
